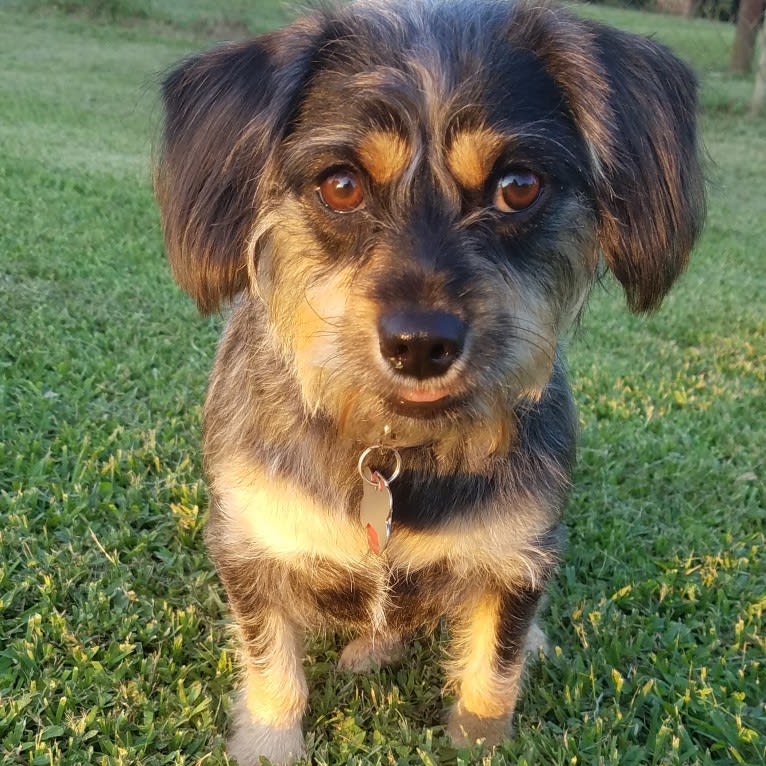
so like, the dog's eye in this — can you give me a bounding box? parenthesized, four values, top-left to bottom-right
(317, 169, 364, 213)
(494, 170, 542, 213)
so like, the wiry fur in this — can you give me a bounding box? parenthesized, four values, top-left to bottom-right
(154, 1, 704, 763)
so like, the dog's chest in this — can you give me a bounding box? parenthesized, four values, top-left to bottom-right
(214, 468, 554, 596)
(216, 466, 497, 562)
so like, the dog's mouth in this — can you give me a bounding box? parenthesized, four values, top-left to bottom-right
(387, 386, 465, 419)
(398, 387, 451, 404)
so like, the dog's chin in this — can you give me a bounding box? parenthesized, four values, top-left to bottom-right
(330, 377, 512, 449)
(330, 387, 466, 446)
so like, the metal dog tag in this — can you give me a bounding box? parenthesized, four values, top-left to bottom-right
(357, 445, 401, 556)
(359, 470, 393, 555)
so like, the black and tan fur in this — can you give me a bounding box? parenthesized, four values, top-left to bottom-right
(155, 0, 705, 762)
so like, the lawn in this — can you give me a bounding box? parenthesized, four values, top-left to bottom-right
(0, 1, 764, 765)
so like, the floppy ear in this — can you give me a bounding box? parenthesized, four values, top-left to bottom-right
(586, 24, 706, 312)
(512, 6, 705, 312)
(155, 21, 322, 313)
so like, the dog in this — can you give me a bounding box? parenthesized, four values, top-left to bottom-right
(154, 0, 705, 762)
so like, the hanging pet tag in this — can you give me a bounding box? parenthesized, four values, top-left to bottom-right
(360, 471, 392, 555)
(358, 446, 401, 555)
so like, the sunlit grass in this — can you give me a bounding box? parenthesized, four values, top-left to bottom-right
(1, 2, 764, 764)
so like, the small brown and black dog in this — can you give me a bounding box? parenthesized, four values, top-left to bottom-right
(155, 0, 705, 762)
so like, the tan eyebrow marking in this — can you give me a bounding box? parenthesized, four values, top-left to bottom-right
(446, 128, 505, 190)
(357, 130, 413, 184)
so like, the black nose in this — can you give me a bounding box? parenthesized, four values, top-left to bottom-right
(378, 310, 467, 380)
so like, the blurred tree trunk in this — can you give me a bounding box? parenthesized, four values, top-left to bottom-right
(684, 0, 702, 18)
(751, 21, 766, 112)
(730, 0, 765, 73)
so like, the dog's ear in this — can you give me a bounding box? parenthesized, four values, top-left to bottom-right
(518, 9, 705, 312)
(586, 24, 706, 312)
(155, 21, 321, 313)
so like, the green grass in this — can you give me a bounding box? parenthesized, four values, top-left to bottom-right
(1, 2, 764, 764)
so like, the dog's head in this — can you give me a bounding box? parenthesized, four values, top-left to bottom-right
(156, 0, 704, 455)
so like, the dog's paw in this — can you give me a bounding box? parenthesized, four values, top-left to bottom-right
(446, 702, 511, 750)
(337, 633, 404, 673)
(523, 620, 550, 657)
(228, 715, 305, 766)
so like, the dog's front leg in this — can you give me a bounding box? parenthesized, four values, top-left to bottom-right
(446, 585, 543, 749)
(222, 578, 308, 766)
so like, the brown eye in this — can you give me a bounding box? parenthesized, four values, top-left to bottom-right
(317, 169, 364, 213)
(494, 170, 542, 213)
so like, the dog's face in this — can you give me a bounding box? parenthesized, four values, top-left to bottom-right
(156, 0, 704, 456)
(255, 19, 602, 452)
